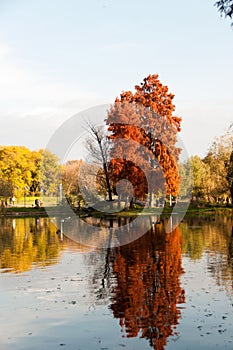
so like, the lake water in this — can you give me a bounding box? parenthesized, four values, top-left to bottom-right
(0, 215, 233, 350)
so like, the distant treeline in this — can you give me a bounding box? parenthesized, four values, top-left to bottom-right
(180, 132, 233, 204)
(0, 130, 233, 208)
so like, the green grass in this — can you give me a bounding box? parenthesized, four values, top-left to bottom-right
(1, 200, 232, 218)
(12, 196, 58, 207)
(0, 205, 71, 218)
(1, 195, 61, 217)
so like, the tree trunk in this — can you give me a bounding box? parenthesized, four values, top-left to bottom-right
(97, 137, 113, 202)
(129, 197, 134, 209)
(149, 191, 153, 207)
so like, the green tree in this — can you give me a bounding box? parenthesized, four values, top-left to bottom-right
(203, 132, 233, 202)
(179, 160, 194, 198)
(39, 149, 61, 196)
(181, 132, 233, 204)
(189, 155, 210, 201)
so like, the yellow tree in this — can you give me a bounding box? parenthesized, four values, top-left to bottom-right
(0, 146, 61, 199)
(203, 132, 233, 202)
(62, 160, 84, 206)
(0, 146, 40, 197)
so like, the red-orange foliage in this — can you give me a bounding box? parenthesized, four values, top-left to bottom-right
(106, 74, 182, 200)
(110, 225, 185, 350)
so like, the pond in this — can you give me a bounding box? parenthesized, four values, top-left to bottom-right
(0, 215, 233, 350)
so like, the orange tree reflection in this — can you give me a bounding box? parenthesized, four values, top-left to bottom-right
(110, 225, 185, 350)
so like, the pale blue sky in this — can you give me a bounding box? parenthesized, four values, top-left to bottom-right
(0, 0, 232, 157)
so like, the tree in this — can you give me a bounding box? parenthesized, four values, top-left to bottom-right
(0, 146, 41, 197)
(180, 132, 233, 204)
(106, 74, 182, 207)
(226, 124, 233, 202)
(179, 159, 196, 199)
(30, 150, 43, 195)
(62, 160, 84, 207)
(0, 146, 61, 199)
(215, 1, 233, 24)
(39, 149, 61, 196)
(188, 155, 210, 201)
(227, 143, 233, 201)
(0, 178, 13, 204)
(203, 132, 233, 202)
(85, 122, 113, 202)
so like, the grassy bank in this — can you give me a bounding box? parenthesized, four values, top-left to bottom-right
(11, 196, 58, 207)
(0, 206, 71, 217)
(1, 203, 232, 218)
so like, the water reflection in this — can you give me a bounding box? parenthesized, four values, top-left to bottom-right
(113, 227, 185, 349)
(0, 217, 62, 273)
(180, 216, 233, 296)
(82, 216, 233, 348)
(85, 224, 185, 350)
(1, 215, 233, 349)
(62, 214, 158, 248)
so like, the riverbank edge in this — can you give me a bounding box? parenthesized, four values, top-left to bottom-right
(1, 205, 232, 218)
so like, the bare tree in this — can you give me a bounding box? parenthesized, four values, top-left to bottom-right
(85, 122, 113, 202)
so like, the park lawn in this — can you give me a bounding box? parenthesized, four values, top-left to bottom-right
(13, 196, 58, 207)
(1, 201, 232, 218)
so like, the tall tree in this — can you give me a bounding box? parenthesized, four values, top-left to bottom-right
(85, 123, 113, 202)
(106, 74, 182, 206)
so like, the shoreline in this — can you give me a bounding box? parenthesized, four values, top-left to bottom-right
(1, 205, 233, 218)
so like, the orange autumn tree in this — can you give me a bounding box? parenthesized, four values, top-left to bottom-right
(106, 74, 182, 206)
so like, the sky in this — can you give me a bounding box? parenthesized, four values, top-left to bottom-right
(0, 0, 233, 158)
